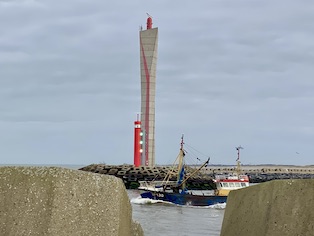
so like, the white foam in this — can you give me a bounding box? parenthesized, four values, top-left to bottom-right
(131, 196, 226, 209)
(208, 203, 226, 209)
(130, 197, 169, 205)
(180, 202, 226, 209)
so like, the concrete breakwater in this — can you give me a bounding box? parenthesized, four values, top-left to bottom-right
(79, 164, 216, 189)
(79, 164, 314, 189)
(221, 179, 314, 236)
(0, 166, 143, 236)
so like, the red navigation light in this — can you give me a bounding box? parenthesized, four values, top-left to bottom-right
(147, 17, 152, 29)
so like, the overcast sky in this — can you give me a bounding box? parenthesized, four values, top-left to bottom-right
(1, 0, 313, 166)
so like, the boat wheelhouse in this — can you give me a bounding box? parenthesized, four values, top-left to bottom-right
(214, 174, 250, 196)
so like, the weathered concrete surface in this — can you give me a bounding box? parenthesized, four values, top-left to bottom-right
(0, 167, 143, 236)
(221, 179, 314, 236)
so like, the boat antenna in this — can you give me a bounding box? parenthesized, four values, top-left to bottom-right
(180, 134, 184, 148)
(235, 146, 243, 174)
(180, 134, 186, 155)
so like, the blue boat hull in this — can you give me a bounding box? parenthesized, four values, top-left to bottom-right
(140, 191, 227, 206)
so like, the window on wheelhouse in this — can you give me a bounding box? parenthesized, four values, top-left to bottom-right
(234, 183, 241, 187)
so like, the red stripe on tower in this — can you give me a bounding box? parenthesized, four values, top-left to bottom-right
(140, 40, 150, 166)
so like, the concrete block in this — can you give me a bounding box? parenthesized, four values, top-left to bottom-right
(0, 167, 143, 236)
(221, 179, 314, 236)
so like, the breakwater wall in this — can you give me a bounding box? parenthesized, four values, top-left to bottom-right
(79, 164, 314, 189)
(0, 166, 143, 236)
(221, 179, 314, 236)
(79, 164, 215, 189)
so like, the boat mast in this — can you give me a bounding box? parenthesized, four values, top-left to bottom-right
(177, 135, 185, 186)
(235, 146, 243, 174)
(178, 157, 209, 187)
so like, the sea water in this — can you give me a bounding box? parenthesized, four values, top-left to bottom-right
(128, 190, 225, 236)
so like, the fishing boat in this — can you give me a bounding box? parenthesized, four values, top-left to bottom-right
(212, 146, 250, 196)
(138, 136, 250, 206)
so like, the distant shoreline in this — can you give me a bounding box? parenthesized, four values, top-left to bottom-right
(201, 165, 314, 174)
(0, 163, 314, 169)
(0, 164, 86, 170)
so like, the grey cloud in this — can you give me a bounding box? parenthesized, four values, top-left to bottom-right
(0, 0, 313, 165)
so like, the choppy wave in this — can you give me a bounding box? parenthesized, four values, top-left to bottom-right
(207, 202, 226, 209)
(131, 196, 172, 205)
(183, 202, 226, 209)
(130, 196, 226, 209)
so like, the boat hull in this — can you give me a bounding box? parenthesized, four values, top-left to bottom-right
(140, 191, 227, 206)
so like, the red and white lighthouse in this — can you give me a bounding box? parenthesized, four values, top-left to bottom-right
(134, 118, 142, 167)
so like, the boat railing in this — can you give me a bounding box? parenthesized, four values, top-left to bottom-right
(214, 174, 249, 181)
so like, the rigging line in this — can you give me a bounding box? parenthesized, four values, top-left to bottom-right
(184, 152, 206, 167)
(184, 155, 201, 166)
(186, 144, 209, 162)
(184, 143, 211, 158)
(184, 147, 201, 160)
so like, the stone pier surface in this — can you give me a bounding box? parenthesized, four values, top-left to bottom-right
(0, 166, 143, 236)
(220, 179, 314, 236)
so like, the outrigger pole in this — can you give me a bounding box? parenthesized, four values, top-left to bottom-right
(178, 157, 210, 188)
